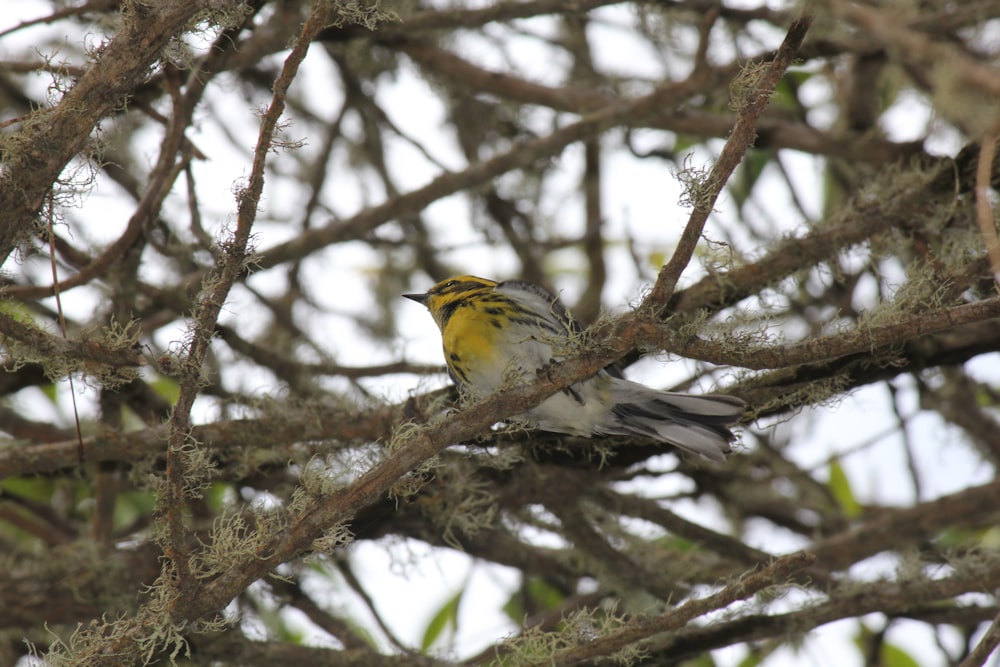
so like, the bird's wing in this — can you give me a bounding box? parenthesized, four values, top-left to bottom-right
(495, 279, 625, 381)
(495, 280, 576, 334)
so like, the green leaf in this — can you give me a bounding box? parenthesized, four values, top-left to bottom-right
(829, 458, 861, 518)
(204, 482, 235, 512)
(647, 250, 666, 270)
(0, 477, 56, 502)
(501, 577, 566, 623)
(501, 592, 523, 623)
(881, 642, 921, 667)
(652, 534, 695, 552)
(853, 623, 922, 667)
(525, 577, 565, 610)
(113, 490, 156, 531)
(736, 652, 762, 667)
(254, 597, 284, 638)
(150, 375, 181, 405)
(421, 589, 462, 652)
(680, 654, 716, 667)
(935, 526, 984, 547)
(39, 383, 58, 404)
(975, 385, 998, 407)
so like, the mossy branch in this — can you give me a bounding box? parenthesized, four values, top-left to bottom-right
(639, 296, 1000, 370)
(0, 0, 214, 263)
(644, 14, 814, 309)
(0, 309, 143, 382)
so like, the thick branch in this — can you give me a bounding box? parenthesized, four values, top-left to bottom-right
(550, 552, 816, 666)
(642, 296, 1000, 370)
(0, 310, 143, 374)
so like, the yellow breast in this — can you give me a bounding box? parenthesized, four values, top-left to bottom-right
(441, 304, 505, 387)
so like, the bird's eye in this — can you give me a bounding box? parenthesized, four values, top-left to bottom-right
(444, 280, 458, 289)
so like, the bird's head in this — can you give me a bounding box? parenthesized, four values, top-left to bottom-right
(403, 275, 499, 329)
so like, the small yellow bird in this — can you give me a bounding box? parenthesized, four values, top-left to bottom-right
(404, 276, 745, 461)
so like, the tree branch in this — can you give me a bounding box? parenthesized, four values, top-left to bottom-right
(0, 1, 217, 262)
(645, 13, 813, 308)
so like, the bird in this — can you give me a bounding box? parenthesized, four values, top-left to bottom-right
(404, 275, 745, 461)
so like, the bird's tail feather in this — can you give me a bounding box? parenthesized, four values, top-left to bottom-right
(605, 380, 746, 461)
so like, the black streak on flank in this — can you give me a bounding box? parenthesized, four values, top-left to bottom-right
(437, 299, 461, 327)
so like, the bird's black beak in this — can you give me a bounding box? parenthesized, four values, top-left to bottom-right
(403, 292, 428, 305)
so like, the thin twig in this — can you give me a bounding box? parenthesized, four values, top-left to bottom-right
(256, 61, 724, 270)
(957, 608, 1000, 667)
(0, 1, 207, 264)
(45, 194, 85, 463)
(644, 13, 813, 310)
(160, 0, 324, 601)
